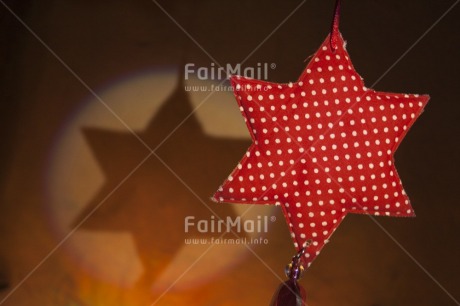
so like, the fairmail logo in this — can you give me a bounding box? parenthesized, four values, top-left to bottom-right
(184, 62, 276, 81)
(184, 215, 273, 234)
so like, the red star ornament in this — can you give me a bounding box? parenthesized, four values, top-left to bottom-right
(212, 32, 429, 267)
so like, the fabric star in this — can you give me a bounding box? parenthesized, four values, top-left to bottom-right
(213, 32, 429, 267)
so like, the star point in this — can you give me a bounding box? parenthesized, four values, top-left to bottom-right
(214, 33, 429, 266)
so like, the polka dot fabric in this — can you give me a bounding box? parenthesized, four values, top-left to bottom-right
(212, 33, 429, 268)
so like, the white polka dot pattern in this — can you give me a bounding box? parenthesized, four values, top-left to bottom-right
(212, 33, 429, 268)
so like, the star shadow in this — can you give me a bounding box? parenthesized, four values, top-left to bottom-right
(71, 76, 250, 286)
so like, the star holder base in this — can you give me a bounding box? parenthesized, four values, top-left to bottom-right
(270, 242, 311, 306)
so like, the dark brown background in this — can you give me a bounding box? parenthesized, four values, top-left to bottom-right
(0, 0, 459, 305)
